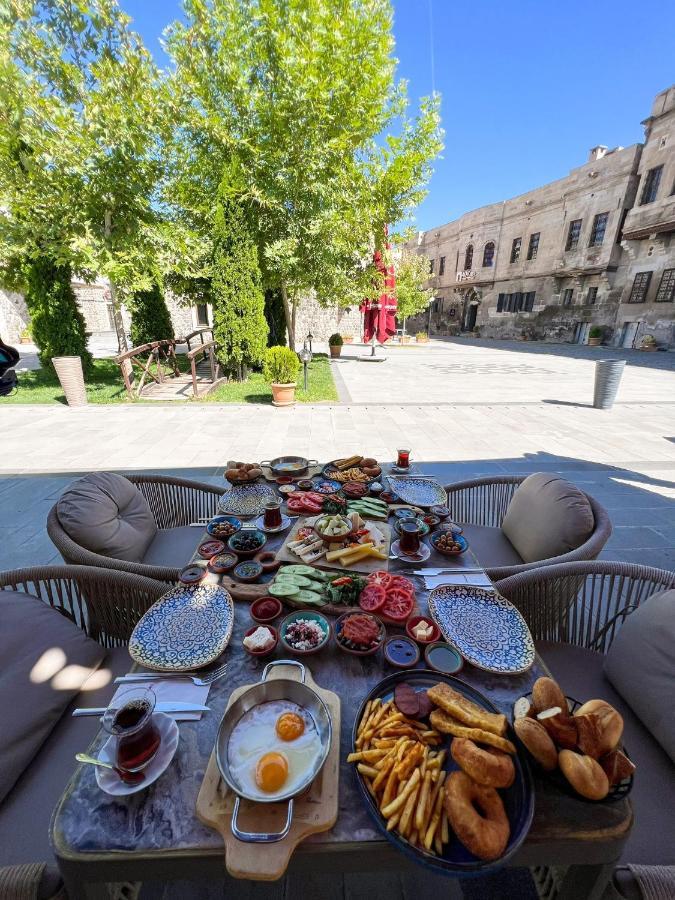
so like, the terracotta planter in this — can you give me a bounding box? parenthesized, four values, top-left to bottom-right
(52, 356, 88, 407)
(329, 345, 342, 358)
(271, 382, 297, 407)
(640, 344, 657, 352)
(587, 337, 602, 346)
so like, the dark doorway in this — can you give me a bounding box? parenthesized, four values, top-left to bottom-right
(464, 303, 478, 331)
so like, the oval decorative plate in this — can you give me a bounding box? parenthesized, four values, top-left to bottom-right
(129, 583, 234, 671)
(218, 482, 278, 518)
(386, 476, 447, 509)
(428, 585, 534, 674)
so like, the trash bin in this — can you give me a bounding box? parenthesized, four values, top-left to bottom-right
(52, 356, 88, 407)
(593, 359, 625, 410)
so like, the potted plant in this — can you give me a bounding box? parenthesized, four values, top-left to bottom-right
(588, 326, 603, 346)
(640, 334, 657, 352)
(19, 326, 32, 345)
(263, 346, 301, 407)
(328, 333, 343, 358)
(415, 331, 428, 343)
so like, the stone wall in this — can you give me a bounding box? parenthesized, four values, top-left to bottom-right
(293, 294, 362, 344)
(0, 288, 29, 342)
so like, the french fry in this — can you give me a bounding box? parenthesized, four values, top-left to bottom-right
(420, 746, 429, 779)
(396, 739, 414, 761)
(347, 748, 386, 763)
(364, 778, 377, 800)
(399, 783, 419, 838)
(434, 831, 443, 855)
(372, 738, 396, 748)
(441, 808, 449, 844)
(377, 712, 404, 729)
(381, 765, 398, 809)
(381, 768, 420, 818)
(386, 810, 402, 831)
(424, 772, 446, 850)
(409, 828, 418, 846)
(357, 763, 379, 779)
(415, 770, 432, 832)
(372, 755, 395, 791)
(395, 742, 425, 780)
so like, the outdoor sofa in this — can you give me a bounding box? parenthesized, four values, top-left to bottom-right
(498, 560, 675, 899)
(47, 472, 226, 584)
(0, 565, 166, 899)
(446, 473, 612, 582)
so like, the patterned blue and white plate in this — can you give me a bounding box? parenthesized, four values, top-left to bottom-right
(386, 476, 447, 509)
(129, 583, 234, 671)
(218, 482, 278, 518)
(428, 585, 534, 674)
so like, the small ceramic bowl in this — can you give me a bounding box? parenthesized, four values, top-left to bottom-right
(254, 549, 280, 573)
(280, 611, 331, 656)
(278, 483, 296, 495)
(275, 476, 295, 485)
(393, 507, 417, 520)
(430, 505, 450, 520)
(242, 624, 278, 657)
(207, 551, 238, 574)
(206, 515, 242, 540)
(233, 560, 264, 582)
(198, 539, 226, 560)
(384, 636, 420, 669)
(406, 615, 441, 645)
(335, 612, 385, 656)
(380, 491, 400, 504)
(430, 532, 468, 556)
(313, 479, 342, 496)
(423, 514, 440, 529)
(342, 481, 369, 499)
(314, 514, 355, 545)
(227, 529, 267, 559)
(424, 641, 464, 674)
(250, 596, 283, 624)
(369, 482, 384, 497)
(179, 564, 207, 585)
(297, 479, 315, 491)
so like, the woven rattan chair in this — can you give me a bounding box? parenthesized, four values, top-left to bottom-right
(0, 564, 167, 645)
(445, 475, 612, 581)
(47, 473, 226, 584)
(495, 559, 675, 650)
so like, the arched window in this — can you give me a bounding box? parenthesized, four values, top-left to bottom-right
(482, 242, 495, 267)
(464, 244, 473, 270)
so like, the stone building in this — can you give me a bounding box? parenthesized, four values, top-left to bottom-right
(407, 86, 675, 348)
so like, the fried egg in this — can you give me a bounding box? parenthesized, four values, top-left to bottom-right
(228, 700, 322, 799)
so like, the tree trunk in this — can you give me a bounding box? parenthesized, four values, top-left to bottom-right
(104, 209, 128, 353)
(280, 280, 295, 350)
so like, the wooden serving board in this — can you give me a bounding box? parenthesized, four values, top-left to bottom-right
(195, 664, 340, 881)
(275, 516, 392, 575)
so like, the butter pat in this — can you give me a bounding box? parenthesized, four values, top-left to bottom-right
(413, 620, 433, 641)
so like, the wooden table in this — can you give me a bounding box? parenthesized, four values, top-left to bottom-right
(51, 487, 631, 900)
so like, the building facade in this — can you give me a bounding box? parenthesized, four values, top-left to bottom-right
(407, 86, 675, 348)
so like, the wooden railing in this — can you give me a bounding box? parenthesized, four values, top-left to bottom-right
(183, 328, 213, 354)
(115, 339, 181, 399)
(186, 339, 220, 397)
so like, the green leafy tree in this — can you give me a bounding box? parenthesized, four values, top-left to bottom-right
(211, 173, 268, 379)
(167, 0, 443, 348)
(0, 0, 175, 354)
(130, 282, 174, 347)
(264, 289, 287, 348)
(24, 258, 92, 371)
(394, 249, 435, 325)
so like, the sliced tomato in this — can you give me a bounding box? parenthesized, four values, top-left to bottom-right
(368, 570, 393, 588)
(287, 498, 305, 512)
(387, 575, 416, 595)
(382, 589, 414, 621)
(359, 584, 386, 612)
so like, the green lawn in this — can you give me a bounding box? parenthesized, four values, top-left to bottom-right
(5, 352, 338, 404)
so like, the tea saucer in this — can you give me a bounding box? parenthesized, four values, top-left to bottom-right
(255, 514, 292, 534)
(390, 539, 431, 563)
(95, 713, 179, 796)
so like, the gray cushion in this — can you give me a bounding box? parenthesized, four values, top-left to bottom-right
(57, 473, 156, 563)
(142, 526, 199, 568)
(458, 523, 524, 570)
(538, 640, 675, 866)
(604, 589, 675, 764)
(501, 473, 594, 563)
(0, 646, 131, 877)
(0, 591, 105, 804)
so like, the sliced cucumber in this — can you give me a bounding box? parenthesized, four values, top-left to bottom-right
(294, 590, 328, 605)
(280, 564, 321, 577)
(269, 583, 300, 598)
(274, 573, 313, 588)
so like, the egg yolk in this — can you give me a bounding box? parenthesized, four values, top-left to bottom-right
(276, 711, 305, 741)
(255, 752, 288, 792)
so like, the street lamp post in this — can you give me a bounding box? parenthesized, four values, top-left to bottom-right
(299, 342, 312, 392)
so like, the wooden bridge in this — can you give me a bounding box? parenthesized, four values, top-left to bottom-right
(115, 329, 225, 401)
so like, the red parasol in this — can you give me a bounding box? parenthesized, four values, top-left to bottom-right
(361, 236, 397, 344)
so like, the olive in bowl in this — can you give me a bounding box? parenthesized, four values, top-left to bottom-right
(227, 528, 267, 558)
(430, 531, 468, 556)
(207, 515, 242, 539)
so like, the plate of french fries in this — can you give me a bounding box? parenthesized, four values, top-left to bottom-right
(348, 671, 534, 873)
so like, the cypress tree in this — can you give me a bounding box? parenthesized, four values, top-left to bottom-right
(130, 281, 174, 346)
(211, 171, 268, 379)
(24, 257, 92, 372)
(264, 289, 287, 347)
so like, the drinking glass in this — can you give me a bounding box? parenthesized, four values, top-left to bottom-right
(264, 501, 283, 529)
(397, 449, 411, 469)
(102, 687, 161, 772)
(399, 520, 422, 555)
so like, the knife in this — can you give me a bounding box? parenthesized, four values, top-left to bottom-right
(411, 567, 485, 576)
(72, 702, 210, 717)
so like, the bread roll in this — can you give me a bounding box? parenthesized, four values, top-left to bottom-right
(559, 750, 609, 800)
(514, 717, 558, 771)
(574, 700, 623, 756)
(532, 677, 568, 714)
(537, 707, 578, 749)
(576, 714, 606, 759)
(600, 749, 636, 785)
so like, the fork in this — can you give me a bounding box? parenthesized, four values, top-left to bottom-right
(114, 662, 229, 687)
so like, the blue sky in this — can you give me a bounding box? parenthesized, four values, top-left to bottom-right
(125, 0, 675, 232)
